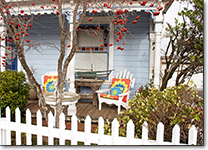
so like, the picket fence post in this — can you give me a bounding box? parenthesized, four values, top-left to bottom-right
(71, 114, 77, 145)
(59, 113, 65, 145)
(127, 119, 134, 145)
(84, 115, 91, 145)
(37, 110, 42, 145)
(112, 118, 119, 145)
(156, 122, 164, 145)
(15, 108, 21, 145)
(172, 124, 180, 145)
(188, 125, 198, 145)
(98, 116, 104, 145)
(142, 121, 148, 145)
(6, 107, 11, 145)
(48, 112, 54, 145)
(26, 109, 32, 145)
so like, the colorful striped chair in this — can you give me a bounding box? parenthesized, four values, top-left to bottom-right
(96, 69, 135, 114)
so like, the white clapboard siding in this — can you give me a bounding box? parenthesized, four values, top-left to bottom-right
(0, 107, 198, 145)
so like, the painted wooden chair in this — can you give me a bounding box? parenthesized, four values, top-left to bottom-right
(96, 69, 135, 114)
(41, 71, 58, 93)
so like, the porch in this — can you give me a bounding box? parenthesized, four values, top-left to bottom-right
(25, 99, 126, 123)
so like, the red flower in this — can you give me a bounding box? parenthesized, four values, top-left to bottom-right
(117, 46, 121, 50)
(78, 28, 81, 31)
(88, 18, 92, 22)
(29, 24, 33, 28)
(20, 10, 24, 13)
(67, 45, 71, 47)
(130, 2, 133, 5)
(121, 47, 124, 51)
(116, 32, 121, 35)
(165, 2, 169, 5)
(2, 60, 5, 62)
(16, 33, 20, 36)
(32, 2, 35, 6)
(22, 31, 25, 34)
(92, 10, 97, 13)
(25, 33, 30, 36)
(140, 1, 148, 6)
(146, 11, 149, 14)
(123, 42, 125, 45)
(121, 28, 127, 32)
(107, 5, 111, 9)
(7, 47, 11, 50)
(132, 20, 137, 24)
(138, 88, 141, 92)
(5, 53, 8, 56)
(15, 37, 20, 40)
(136, 15, 140, 20)
(56, 11, 60, 15)
(11, 56, 14, 59)
(171, 0, 174, 2)
(153, 11, 160, 16)
(25, 28, 29, 31)
(41, 6, 44, 9)
(100, 44, 104, 47)
(115, 9, 123, 15)
(109, 43, 113, 46)
(2, 56, 6, 59)
(5, 10, 9, 14)
(10, 22, 14, 25)
(26, 39, 30, 43)
(24, 18, 28, 20)
(103, 3, 108, 7)
(94, 33, 97, 36)
(35, 18, 38, 20)
(29, 43, 33, 47)
(149, 3, 154, 7)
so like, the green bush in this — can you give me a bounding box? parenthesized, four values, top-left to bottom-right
(0, 70, 30, 119)
(98, 83, 203, 145)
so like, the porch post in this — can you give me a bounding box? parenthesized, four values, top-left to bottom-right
(0, 22, 5, 72)
(153, 4, 164, 88)
(67, 12, 76, 93)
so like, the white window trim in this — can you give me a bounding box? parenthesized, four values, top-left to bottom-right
(76, 16, 114, 85)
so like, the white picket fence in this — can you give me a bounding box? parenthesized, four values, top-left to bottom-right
(0, 107, 198, 145)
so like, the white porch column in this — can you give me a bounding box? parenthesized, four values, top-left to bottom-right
(153, 6, 164, 88)
(0, 22, 5, 72)
(67, 12, 76, 93)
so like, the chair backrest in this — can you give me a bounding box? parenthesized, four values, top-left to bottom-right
(41, 71, 58, 93)
(114, 69, 136, 89)
(110, 78, 131, 95)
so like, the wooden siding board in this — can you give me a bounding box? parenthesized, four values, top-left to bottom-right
(25, 14, 61, 84)
(113, 12, 150, 99)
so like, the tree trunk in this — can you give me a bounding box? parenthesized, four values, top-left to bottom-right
(17, 48, 48, 121)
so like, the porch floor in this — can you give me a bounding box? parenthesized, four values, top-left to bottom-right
(25, 99, 126, 123)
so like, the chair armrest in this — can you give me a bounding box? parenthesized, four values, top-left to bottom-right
(96, 89, 110, 94)
(118, 91, 131, 97)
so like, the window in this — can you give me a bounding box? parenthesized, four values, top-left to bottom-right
(75, 24, 109, 72)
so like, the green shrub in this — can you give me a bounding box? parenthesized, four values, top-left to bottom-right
(0, 70, 30, 119)
(98, 83, 203, 145)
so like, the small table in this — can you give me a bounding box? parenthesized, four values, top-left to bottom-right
(43, 92, 80, 126)
(75, 79, 105, 106)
